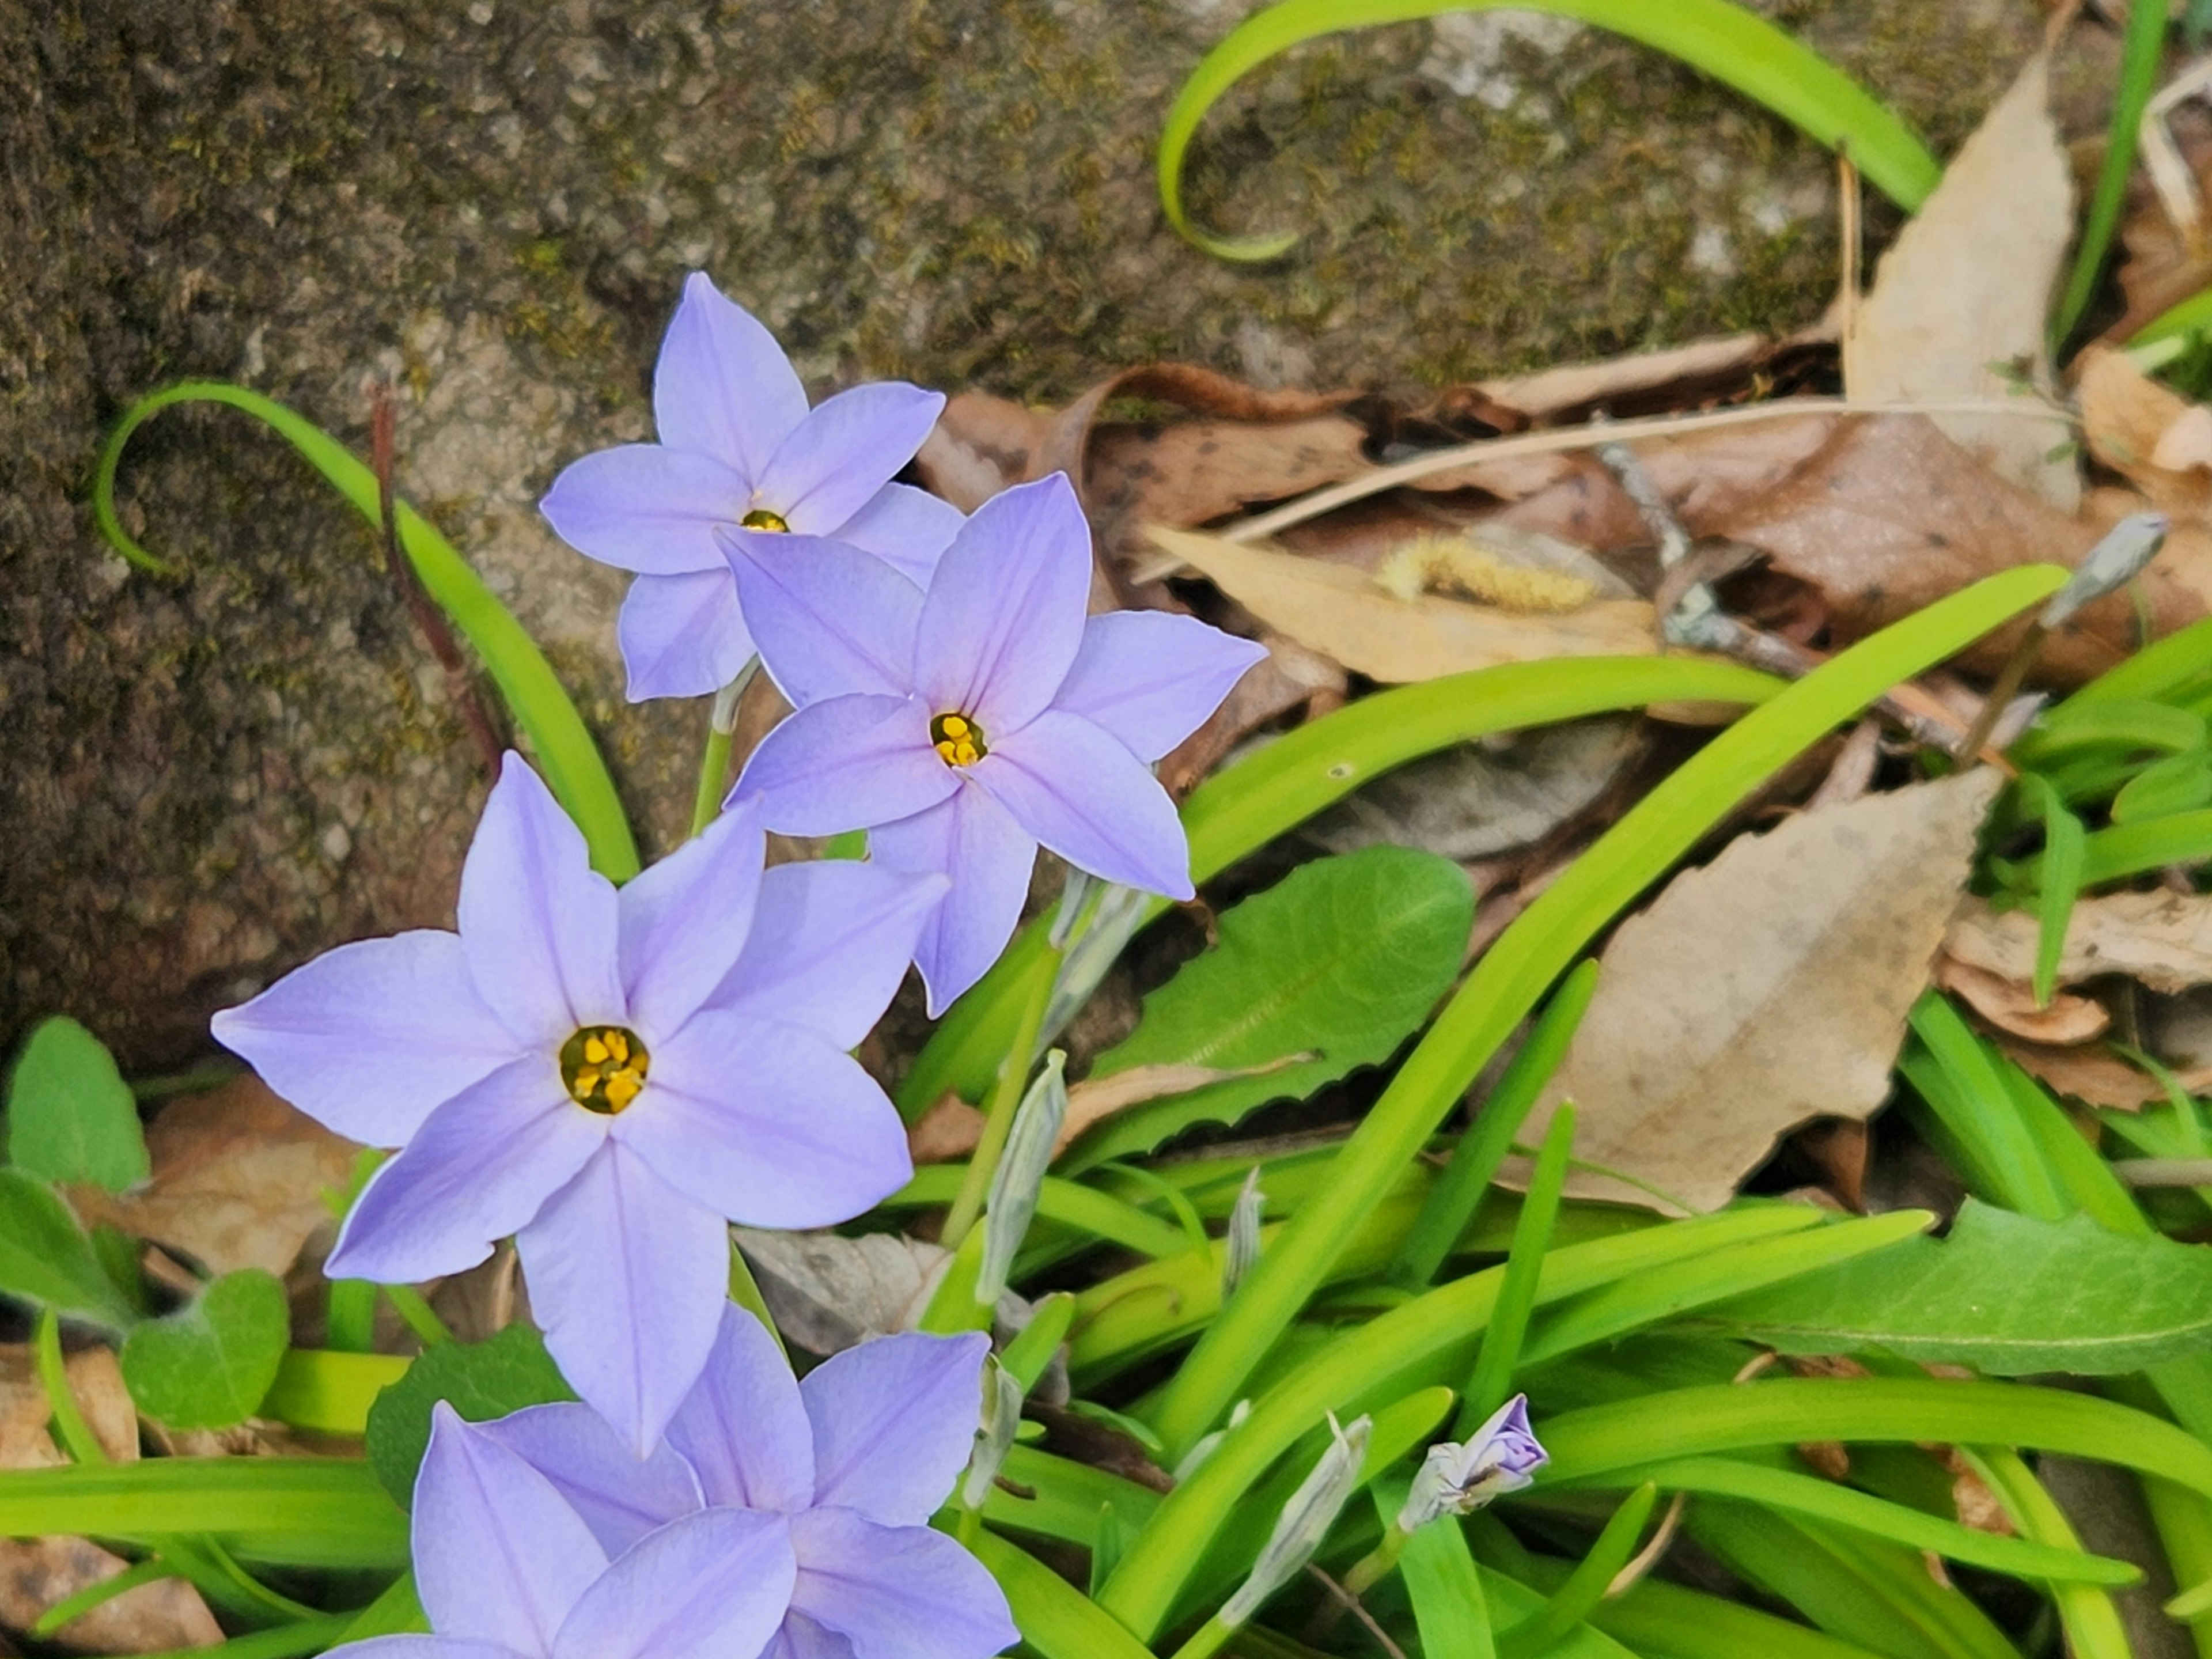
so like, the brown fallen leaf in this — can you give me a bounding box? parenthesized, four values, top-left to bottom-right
(1847, 55, 2077, 509)
(2078, 344, 2212, 525)
(1934, 957, 2112, 1046)
(66, 1076, 359, 1280)
(1524, 771, 2001, 1213)
(1945, 891, 2212, 996)
(1997, 1039, 2212, 1111)
(908, 1060, 1293, 1165)
(1469, 333, 1778, 426)
(1791, 1119, 1870, 1214)
(1145, 525, 1656, 683)
(734, 1228, 948, 1356)
(1158, 632, 1344, 799)
(2111, 100, 2212, 343)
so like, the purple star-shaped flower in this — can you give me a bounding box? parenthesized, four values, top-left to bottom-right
(330, 1403, 794, 1659)
(540, 271, 961, 702)
(479, 1307, 1019, 1659)
(726, 472, 1266, 1012)
(211, 752, 942, 1452)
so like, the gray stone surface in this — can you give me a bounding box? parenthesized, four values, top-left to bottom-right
(1, 0, 2052, 1063)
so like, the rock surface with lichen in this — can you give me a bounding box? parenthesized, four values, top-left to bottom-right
(0, 0, 2060, 1063)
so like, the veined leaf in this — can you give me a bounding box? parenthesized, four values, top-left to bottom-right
(0, 1170, 141, 1331)
(364, 1325, 575, 1504)
(120, 1268, 289, 1429)
(5, 1016, 149, 1194)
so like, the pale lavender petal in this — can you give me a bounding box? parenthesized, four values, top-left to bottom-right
(732, 695, 953, 837)
(551, 1508, 796, 1659)
(912, 474, 1093, 735)
(210, 931, 513, 1147)
(789, 1510, 1018, 1659)
(665, 1304, 816, 1514)
(763, 1612, 855, 1659)
(459, 756, 627, 1047)
(652, 272, 809, 479)
(615, 1016, 911, 1230)
(326, 1056, 602, 1285)
(1053, 611, 1267, 763)
(835, 483, 965, 586)
(325, 1639, 521, 1659)
(723, 533, 922, 705)
(760, 383, 946, 536)
(869, 789, 1035, 1017)
(972, 713, 1192, 899)
(615, 800, 766, 1033)
(714, 862, 944, 1049)
(520, 1143, 731, 1455)
(801, 1331, 990, 1525)
(616, 570, 757, 704)
(476, 1403, 703, 1558)
(415, 1403, 605, 1651)
(540, 447, 749, 576)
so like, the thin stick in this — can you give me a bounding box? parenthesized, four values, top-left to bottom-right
(370, 386, 503, 774)
(1306, 1565, 1411, 1659)
(1838, 147, 1863, 395)
(1607, 1491, 1690, 1597)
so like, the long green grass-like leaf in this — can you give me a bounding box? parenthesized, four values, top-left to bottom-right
(896, 657, 1782, 1117)
(883, 1168, 1192, 1263)
(0, 1459, 407, 1569)
(93, 382, 639, 880)
(1496, 1483, 1657, 1659)
(969, 1530, 1160, 1659)
(1969, 1448, 2133, 1659)
(1460, 1104, 1574, 1431)
(1514, 1549, 1888, 1659)
(2053, 0, 2171, 344)
(1158, 0, 1941, 260)
(1143, 566, 2065, 1465)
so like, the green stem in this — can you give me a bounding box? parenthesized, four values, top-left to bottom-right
(1342, 1524, 1411, 1600)
(941, 950, 1059, 1250)
(2054, 0, 2171, 344)
(689, 664, 759, 838)
(1169, 1615, 1236, 1659)
(1459, 1106, 1574, 1434)
(382, 1285, 453, 1348)
(35, 1310, 106, 1466)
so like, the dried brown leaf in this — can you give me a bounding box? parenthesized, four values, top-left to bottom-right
(1998, 1040, 2212, 1110)
(1527, 772, 2001, 1213)
(908, 1061, 1288, 1165)
(1945, 891, 2212, 996)
(1934, 957, 2112, 1046)
(2079, 343, 2212, 524)
(1847, 55, 2076, 508)
(66, 1077, 359, 1280)
(733, 1228, 948, 1356)
(1147, 525, 1656, 683)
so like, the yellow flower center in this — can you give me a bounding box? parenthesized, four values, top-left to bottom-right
(740, 508, 791, 532)
(559, 1025, 649, 1114)
(931, 711, 987, 767)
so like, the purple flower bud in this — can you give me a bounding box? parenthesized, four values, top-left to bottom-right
(1397, 1394, 1547, 1532)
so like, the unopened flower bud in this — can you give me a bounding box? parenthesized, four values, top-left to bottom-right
(961, 1354, 1025, 1510)
(2043, 513, 2168, 628)
(1397, 1394, 1547, 1533)
(1223, 1168, 1265, 1297)
(975, 1051, 1068, 1306)
(1221, 1414, 1372, 1628)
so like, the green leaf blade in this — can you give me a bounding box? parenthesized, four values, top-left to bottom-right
(364, 1325, 576, 1504)
(6, 1017, 150, 1194)
(120, 1268, 290, 1430)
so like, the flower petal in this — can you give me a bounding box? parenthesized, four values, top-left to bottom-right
(800, 1331, 990, 1525)
(615, 1017, 911, 1230)
(552, 1508, 796, 1659)
(415, 1403, 606, 1651)
(652, 272, 810, 480)
(210, 931, 513, 1147)
(616, 800, 766, 1033)
(835, 484, 965, 586)
(763, 1612, 856, 1659)
(714, 862, 944, 1050)
(912, 474, 1092, 735)
(475, 1403, 703, 1558)
(723, 533, 922, 706)
(731, 694, 954, 838)
(323, 1639, 522, 1659)
(459, 755, 627, 1046)
(325, 1056, 601, 1285)
(540, 446, 749, 576)
(760, 383, 946, 535)
(520, 1143, 731, 1455)
(616, 570, 757, 704)
(1052, 611, 1267, 763)
(972, 712, 1192, 899)
(665, 1304, 816, 1513)
(868, 789, 1036, 1017)
(789, 1510, 1018, 1659)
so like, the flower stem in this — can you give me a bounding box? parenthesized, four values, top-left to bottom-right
(940, 948, 1060, 1250)
(1342, 1525, 1408, 1601)
(1169, 1615, 1235, 1659)
(688, 661, 760, 838)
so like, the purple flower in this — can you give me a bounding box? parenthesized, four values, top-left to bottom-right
(1396, 1395, 1547, 1532)
(211, 753, 942, 1452)
(540, 272, 960, 702)
(480, 1308, 1019, 1659)
(329, 1403, 795, 1659)
(726, 472, 1266, 1012)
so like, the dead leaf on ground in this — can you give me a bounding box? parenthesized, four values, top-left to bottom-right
(2111, 101, 2212, 343)
(1998, 1039, 2212, 1110)
(1935, 957, 2112, 1046)
(909, 1060, 1296, 1165)
(1847, 54, 2077, 509)
(734, 1229, 949, 1355)
(1158, 632, 1344, 798)
(1524, 771, 2001, 1213)
(1945, 891, 2212, 995)
(1468, 333, 1780, 426)
(1146, 525, 1657, 683)
(2078, 343, 2212, 524)
(66, 1077, 359, 1280)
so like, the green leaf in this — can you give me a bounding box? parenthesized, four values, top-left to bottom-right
(0, 1171, 141, 1331)
(120, 1269, 289, 1429)
(1069, 847, 1472, 1168)
(1696, 1200, 2212, 1374)
(365, 1325, 575, 1505)
(6, 1017, 150, 1194)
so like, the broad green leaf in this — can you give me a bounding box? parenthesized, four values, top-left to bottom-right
(0, 1171, 141, 1331)
(1068, 847, 1472, 1168)
(1402, 1509, 1496, 1659)
(365, 1325, 575, 1504)
(6, 1016, 149, 1194)
(120, 1269, 289, 1429)
(1695, 1200, 2212, 1374)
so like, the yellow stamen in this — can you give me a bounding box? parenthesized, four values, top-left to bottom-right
(740, 507, 791, 532)
(930, 711, 987, 768)
(559, 1025, 650, 1115)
